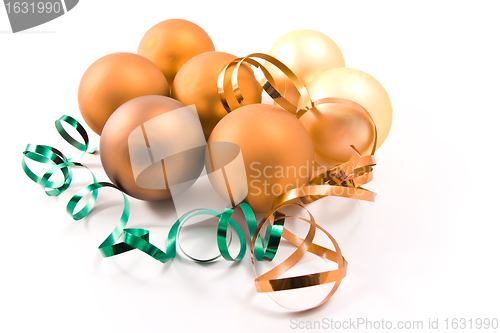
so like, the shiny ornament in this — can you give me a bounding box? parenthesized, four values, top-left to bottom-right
(78, 52, 169, 135)
(267, 29, 345, 88)
(100, 95, 206, 201)
(138, 19, 215, 87)
(300, 101, 375, 166)
(307, 67, 392, 149)
(208, 104, 314, 213)
(172, 51, 262, 140)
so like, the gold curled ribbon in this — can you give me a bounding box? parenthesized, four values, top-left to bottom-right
(251, 203, 347, 310)
(277, 97, 378, 205)
(249, 140, 375, 310)
(218, 54, 379, 310)
(217, 53, 313, 117)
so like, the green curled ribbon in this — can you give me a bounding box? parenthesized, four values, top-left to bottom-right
(55, 115, 97, 158)
(22, 115, 284, 264)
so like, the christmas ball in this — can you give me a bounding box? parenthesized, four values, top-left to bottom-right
(78, 52, 169, 135)
(172, 51, 262, 140)
(299, 101, 375, 166)
(267, 29, 345, 87)
(100, 95, 206, 201)
(307, 67, 392, 149)
(137, 19, 215, 87)
(208, 104, 314, 213)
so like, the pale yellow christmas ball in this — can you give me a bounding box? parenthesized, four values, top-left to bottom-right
(267, 29, 345, 88)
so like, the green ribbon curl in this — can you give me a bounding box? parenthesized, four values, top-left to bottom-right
(22, 115, 283, 265)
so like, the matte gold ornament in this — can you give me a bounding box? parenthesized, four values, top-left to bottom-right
(138, 19, 215, 87)
(267, 29, 345, 88)
(307, 67, 392, 149)
(100, 95, 206, 201)
(78, 52, 169, 135)
(208, 104, 314, 213)
(299, 100, 375, 166)
(172, 51, 262, 140)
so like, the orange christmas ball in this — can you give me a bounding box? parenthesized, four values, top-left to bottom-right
(208, 104, 314, 213)
(172, 51, 262, 140)
(78, 52, 169, 135)
(137, 19, 215, 87)
(100, 95, 206, 201)
(299, 101, 375, 166)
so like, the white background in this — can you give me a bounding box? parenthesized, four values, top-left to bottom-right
(1, 1, 500, 332)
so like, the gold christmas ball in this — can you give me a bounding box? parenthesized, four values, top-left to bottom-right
(307, 67, 392, 149)
(78, 52, 169, 135)
(137, 19, 215, 87)
(100, 95, 206, 201)
(208, 104, 314, 213)
(267, 29, 345, 87)
(299, 102, 375, 166)
(172, 51, 262, 140)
